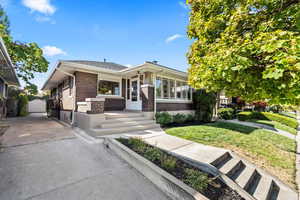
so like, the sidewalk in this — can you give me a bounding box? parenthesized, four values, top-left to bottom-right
(224, 119, 296, 140)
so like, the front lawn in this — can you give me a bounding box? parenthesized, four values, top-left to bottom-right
(248, 119, 297, 135)
(165, 121, 296, 188)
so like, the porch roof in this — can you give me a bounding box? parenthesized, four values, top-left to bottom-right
(0, 38, 20, 86)
(42, 60, 188, 90)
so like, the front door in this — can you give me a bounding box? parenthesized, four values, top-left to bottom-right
(126, 78, 142, 110)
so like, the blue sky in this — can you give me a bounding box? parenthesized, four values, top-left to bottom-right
(1, 0, 191, 89)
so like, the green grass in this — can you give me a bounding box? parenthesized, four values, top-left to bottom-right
(165, 122, 296, 188)
(247, 119, 297, 135)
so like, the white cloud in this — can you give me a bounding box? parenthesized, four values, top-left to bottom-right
(35, 16, 56, 24)
(22, 0, 56, 15)
(178, 1, 188, 10)
(165, 34, 183, 43)
(125, 64, 133, 68)
(42, 46, 66, 57)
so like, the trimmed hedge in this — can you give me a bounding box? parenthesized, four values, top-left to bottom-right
(237, 112, 298, 129)
(155, 112, 195, 126)
(218, 108, 235, 120)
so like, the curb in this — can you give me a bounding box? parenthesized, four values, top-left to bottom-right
(104, 137, 208, 200)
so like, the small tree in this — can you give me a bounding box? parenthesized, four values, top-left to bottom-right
(193, 89, 217, 122)
(0, 6, 48, 92)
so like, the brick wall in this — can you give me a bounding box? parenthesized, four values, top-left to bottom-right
(156, 102, 194, 112)
(75, 72, 97, 103)
(104, 98, 125, 111)
(141, 85, 154, 112)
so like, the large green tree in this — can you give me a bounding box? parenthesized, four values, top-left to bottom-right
(0, 6, 48, 94)
(187, 0, 300, 105)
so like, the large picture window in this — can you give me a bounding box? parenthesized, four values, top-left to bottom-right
(156, 76, 192, 100)
(98, 80, 120, 95)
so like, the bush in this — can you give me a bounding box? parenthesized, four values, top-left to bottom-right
(128, 138, 147, 153)
(18, 94, 28, 116)
(218, 108, 235, 120)
(184, 169, 209, 192)
(173, 113, 187, 124)
(160, 154, 177, 171)
(155, 112, 173, 125)
(237, 111, 298, 129)
(193, 89, 217, 122)
(186, 114, 195, 122)
(144, 147, 162, 162)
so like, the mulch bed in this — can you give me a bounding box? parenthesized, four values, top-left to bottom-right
(118, 138, 244, 200)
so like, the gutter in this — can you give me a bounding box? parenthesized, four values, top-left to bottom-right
(56, 68, 76, 126)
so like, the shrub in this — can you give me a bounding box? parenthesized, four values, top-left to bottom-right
(18, 94, 29, 116)
(144, 147, 162, 162)
(237, 111, 298, 129)
(184, 169, 209, 192)
(128, 138, 147, 153)
(155, 112, 173, 125)
(218, 108, 235, 120)
(186, 114, 195, 122)
(160, 154, 177, 171)
(173, 113, 187, 124)
(193, 89, 217, 122)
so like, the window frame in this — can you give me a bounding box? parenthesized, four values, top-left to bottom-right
(155, 75, 192, 102)
(97, 73, 122, 98)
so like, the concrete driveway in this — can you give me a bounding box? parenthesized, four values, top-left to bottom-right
(0, 114, 170, 200)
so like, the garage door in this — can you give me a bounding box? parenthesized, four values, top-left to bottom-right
(28, 99, 46, 113)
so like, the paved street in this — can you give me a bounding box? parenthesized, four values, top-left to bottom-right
(0, 114, 170, 200)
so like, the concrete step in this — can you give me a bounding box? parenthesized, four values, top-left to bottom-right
(105, 112, 144, 119)
(235, 166, 256, 189)
(92, 124, 161, 135)
(101, 120, 156, 129)
(101, 116, 150, 124)
(277, 185, 298, 200)
(210, 152, 232, 169)
(252, 174, 272, 200)
(219, 157, 241, 175)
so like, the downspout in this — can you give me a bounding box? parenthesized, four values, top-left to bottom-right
(56, 68, 76, 126)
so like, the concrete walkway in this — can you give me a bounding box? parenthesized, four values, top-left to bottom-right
(224, 119, 296, 140)
(116, 127, 297, 200)
(0, 114, 171, 200)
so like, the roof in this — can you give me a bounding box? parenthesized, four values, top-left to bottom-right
(0, 37, 20, 86)
(61, 60, 128, 71)
(42, 60, 187, 90)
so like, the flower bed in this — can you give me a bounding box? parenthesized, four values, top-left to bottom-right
(117, 137, 244, 200)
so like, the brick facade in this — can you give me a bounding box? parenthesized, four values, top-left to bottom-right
(104, 98, 125, 111)
(156, 102, 194, 112)
(75, 72, 97, 103)
(141, 85, 154, 112)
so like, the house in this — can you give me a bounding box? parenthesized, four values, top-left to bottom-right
(0, 38, 20, 118)
(42, 60, 194, 133)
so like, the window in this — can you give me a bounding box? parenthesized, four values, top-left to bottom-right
(162, 78, 169, 99)
(69, 77, 73, 96)
(98, 80, 120, 95)
(156, 76, 192, 100)
(182, 82, 188, 99)
(156, 77, 161, 98)
(176, 82, 182, 98)
(170, 80, 175, 98)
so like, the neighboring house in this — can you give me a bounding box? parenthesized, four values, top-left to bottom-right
(42, 60, 194, 123)
(0, 38, 20, 119)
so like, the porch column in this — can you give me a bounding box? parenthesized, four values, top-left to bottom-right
(141, 84, 154, 112)
(85, 98, 105, 114)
